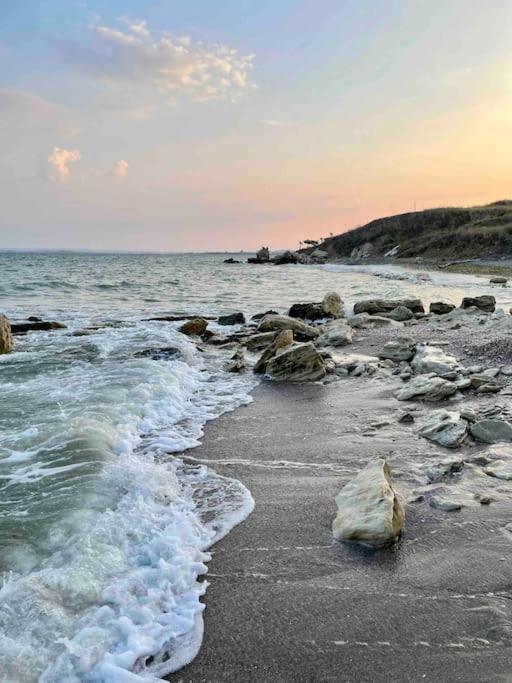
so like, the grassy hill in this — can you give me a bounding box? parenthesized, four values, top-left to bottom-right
(316, 200, 512, 259)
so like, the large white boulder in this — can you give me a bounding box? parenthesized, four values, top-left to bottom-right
(412, 345, 459, 376)
(322, 292, 344, 318)
(332, 459, 404, 547)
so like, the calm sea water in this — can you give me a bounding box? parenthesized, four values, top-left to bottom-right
(1, 251, 510, 681)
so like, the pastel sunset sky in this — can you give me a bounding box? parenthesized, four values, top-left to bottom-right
(1, 0, 511, 251)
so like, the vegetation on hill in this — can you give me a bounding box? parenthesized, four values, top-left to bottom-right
(315, 200, 512, 259)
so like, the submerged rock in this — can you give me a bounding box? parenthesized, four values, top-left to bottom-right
(317, 320, 353, 347)
(0, 315, 13, 354)
(134, 347, 180, 360)
(429, 302, 456, 315)
(218, 312, 245, 326)
(227, 349, 245, 373)
(265, 342, 326, 382)
(460, 295, 496, 312)
(418, 410, 467, 448)
(322, 292, 344, 318)
(257, 314, 319, 340)
(332, 459, 404, 547)
(469, 419, 512, 443)
(396, 374, 458, 401)
(179, 318, 208, 336)
(378, 338, 416, 362)
(253, 329, 294, 374)
(411, 345, 459, 376)
(11, 320, 66, 334)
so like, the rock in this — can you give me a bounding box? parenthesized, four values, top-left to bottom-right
(483, 367, 500, 377)
(490, 276, 508, 284)
(477, 384, 501, 394)
(0, 315, 13, 354)
(179, 318, 208, 336)
(251, 310, 279, 321)
(423, 456, 464, 482)
(272, 250, 299, 265)
(398, 411, 415, 424)
(223, 258, 241, 264)
(460, 408, 477, 422)
(469, 420, 512, 443)
(10, 320, 67, 334)
(411, 345, 459, 376)
(453, 376, 471, 390)
(460, 295, 496, 312)
(332, 459, 404, 547)
(257, 314, 319, 340)
(253, 329, 294, 374)
(395, 374, 458, 401)
(134, 347, 180, 360)
(242, 331, 278, 350)
(248, 247, 271, 264)
(227, 349, 245, 373)
(265, 342, 326, 382)
(27, 316, 42, 322)
(311, 248, 329, 262)
(382, 305, 414, 321)
(353, 298, 424, 315)
(348, 313, 400, 329)
(484, 460, 512, 480)
(429, 496, 462, 512)
(317, 320, 353, 347)
(429, 302, 456, 315)
(501, 366, 512, 376)
(322, 292, 343, 318)
(218, 312, 245, 326)
(470, 373, 499, 389)
(288, 302, 325, 321)
(350, 242, 374, 259)
(418, 410, 467, 448)
(378, 338, 416, 362)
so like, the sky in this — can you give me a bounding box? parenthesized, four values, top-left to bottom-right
(0, 0, 511, 252)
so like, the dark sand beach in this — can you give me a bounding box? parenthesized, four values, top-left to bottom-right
(169, 373, 512, 682)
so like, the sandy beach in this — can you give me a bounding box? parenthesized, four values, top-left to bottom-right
(169, 350, 512, 682)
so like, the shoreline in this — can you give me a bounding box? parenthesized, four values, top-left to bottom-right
(168, 377, 512, 682)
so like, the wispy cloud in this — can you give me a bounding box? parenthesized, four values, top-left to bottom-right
(47, 147, 81, 182)
(110, 159, 129, 178)
(67, 19, 256, 104)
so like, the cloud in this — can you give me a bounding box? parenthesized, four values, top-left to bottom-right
(47, 147, 81, 182)
(263, 119, 282, 126)
(111, 159, 129, 178)
(0, 89, 79, 135)
(68, 20, 255, 103)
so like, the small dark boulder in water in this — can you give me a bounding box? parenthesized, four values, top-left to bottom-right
(272, 250, 299, 265)
(218, 312, 245, 326)
(460, 295, 495, 312)
(11, 320, 67, 334)
(223, 258, 241, 264)
(28, 316, 43, 322)
(288, 302, 325, 321)
(251, 310, 279, 321)
(0, 315, 13, 354)
(179, 318, 208, 336)
(134, 347, 180, 360)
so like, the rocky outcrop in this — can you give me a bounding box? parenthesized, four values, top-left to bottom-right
(272, 250, 299, 265)
(332, 459, 404, 547)
(257, 314, 319, 340)
(411, 345, 459, 375)
(227, 349, 245, 373)
(218, 312, 245, 326)
(429, 302, 455, 315)
(350, 242, 374, 259)
(248, 247, 270, 264)
(418, 410, 467, 448)
(179, 318, 208, 336)
(317, 320, 353, 347)
(460, 295, 495, 312)
(0, 315, 13, 354)
(322, 292, 343, 318)
(469, 419, 512, 443)
(265, 342, 326, 382)
(353, 298, 424, 315)
(254, 330, 294, 374)
(396, 374, 458, 401)
(11, 320, 66, 334)
(378, 338, 416, 362)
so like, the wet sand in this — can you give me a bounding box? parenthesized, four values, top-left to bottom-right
(168, 376, 512, 683)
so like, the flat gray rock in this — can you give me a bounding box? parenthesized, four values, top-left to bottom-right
(469, 419, 512, 444)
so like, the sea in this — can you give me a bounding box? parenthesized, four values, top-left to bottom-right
(1, 251, 511, 682)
